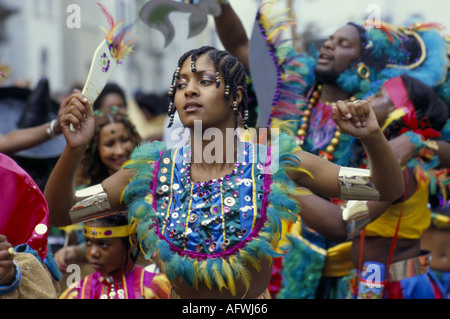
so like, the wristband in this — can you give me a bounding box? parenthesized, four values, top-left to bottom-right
(0, 261, 21, 295)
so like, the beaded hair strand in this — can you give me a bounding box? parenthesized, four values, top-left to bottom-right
(167, 46, 248, 129)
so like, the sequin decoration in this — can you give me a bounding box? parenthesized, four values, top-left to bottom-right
(154, 141, 270, 258)
(100, 52, 111, 72)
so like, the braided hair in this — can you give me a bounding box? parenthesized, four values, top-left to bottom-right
(167, 46, 249, 129)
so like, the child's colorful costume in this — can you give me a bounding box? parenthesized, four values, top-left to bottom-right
(59, 265, 169, 299)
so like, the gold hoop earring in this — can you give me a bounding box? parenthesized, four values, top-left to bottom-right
(357, 62, 370, 80)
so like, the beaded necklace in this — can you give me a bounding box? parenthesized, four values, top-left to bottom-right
(99, 261, 133, 299)
(296, 84, 354, 161)
(154, 138, 268, 258)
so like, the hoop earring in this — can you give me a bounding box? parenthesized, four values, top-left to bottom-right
(357, 62, 370, 80)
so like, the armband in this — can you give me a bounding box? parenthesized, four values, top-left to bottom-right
(69, 184, 112, 224)
(338, 166, 380, 200)
(342, 200, 371, 239)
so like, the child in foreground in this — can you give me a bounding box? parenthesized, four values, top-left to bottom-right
(59, 213, 169, 299)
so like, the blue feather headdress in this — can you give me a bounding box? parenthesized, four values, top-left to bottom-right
(338, 21, 449, 99)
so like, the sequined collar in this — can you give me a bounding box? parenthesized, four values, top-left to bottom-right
(152, 142, 270, 259)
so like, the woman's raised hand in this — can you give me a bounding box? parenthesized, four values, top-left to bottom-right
(59, 92, 95, 149)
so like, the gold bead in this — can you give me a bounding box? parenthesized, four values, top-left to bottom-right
(297, 129, 306, 137)
(334, 130, 341, 137)
(330, 137, 339, 146)
(326, 145, 335, 153)
(8, 247, 17, 257)
(301, 123, 308, 130)
(304, 109, 311, 117)
(312, 91, 320, 99)
(309, 98, 316, 104)
(302, 116, 309, 123)
(317, 84, 323, 91)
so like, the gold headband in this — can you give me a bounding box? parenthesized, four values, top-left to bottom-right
(84, 224, 134, 239)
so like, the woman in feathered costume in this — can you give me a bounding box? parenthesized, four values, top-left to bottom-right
(45, 45, 405, 298)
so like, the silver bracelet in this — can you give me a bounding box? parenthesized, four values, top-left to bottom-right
(338, 166, 380, 200)
(69, 184, 112, 224)
(46, 119, 60, 139)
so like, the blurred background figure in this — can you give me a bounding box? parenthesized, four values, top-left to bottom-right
(0, 77, 66, 191)
(130, 91, 167, 142)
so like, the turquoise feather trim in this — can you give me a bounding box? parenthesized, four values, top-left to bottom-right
(122, 133, 302, 295)
(276, 235, 326, 299)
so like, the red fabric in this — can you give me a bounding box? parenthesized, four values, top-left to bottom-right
(383, 76, 441, 139)
(431, 276, 444, 299)
(269, 257, 283, 298)
(384, 281, 404, 299)
(0, 153, 49, 260)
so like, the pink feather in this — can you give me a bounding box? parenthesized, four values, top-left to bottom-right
(97, 2, 114, 29)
